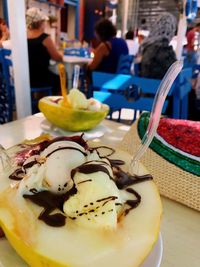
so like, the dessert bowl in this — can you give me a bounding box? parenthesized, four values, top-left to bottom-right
(0, 135, 162, 267)
(38, 89, 109, 132)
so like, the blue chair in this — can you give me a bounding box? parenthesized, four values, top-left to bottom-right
(92, 54, 133, 92)
(91, 54, 134, 118)
(91, 54, 134, 119)
(94, 76, 162, 121)
(172, 67, 192, 119)
(116, 54, 134, 74)
(0, 48, 53, 117)
(93, 67, 192, 121)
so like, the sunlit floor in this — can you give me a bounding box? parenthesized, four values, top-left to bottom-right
(108, 108, 140, 125)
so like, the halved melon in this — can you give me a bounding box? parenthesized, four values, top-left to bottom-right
(0, 142, 162, 267)
(38, 96, 109, 132)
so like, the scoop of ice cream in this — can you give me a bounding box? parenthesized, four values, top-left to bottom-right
(41, 141, 87, 192)
(68, 88, 88, 109)
(63, 157, 122, 229)
(18, 140, 88, 195)
(87, 98, 102, 111)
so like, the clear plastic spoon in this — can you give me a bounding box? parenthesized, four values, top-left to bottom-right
(73, 64, 80, 89)
(130, 60, 183, 173)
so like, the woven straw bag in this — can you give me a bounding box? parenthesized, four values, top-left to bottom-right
(119, 119, 200, 211)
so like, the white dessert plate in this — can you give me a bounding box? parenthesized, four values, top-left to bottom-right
(40, 119, 110, 140)
(0, 234, 163, 267)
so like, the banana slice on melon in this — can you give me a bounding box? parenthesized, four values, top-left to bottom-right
(0, 136, 162, 267)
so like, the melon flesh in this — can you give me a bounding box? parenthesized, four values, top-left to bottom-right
(0, 147, 162, 267)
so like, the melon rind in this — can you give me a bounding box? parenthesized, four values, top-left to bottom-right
(38, 97, 109, 132)
(0, 147, 162, 267)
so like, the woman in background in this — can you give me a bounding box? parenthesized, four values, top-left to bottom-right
(139, 12, 177, 79)
(26, 7, 62, 94)
(88, 18, 128, 74)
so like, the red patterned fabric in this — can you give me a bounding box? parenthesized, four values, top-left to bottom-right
(157, 118, 200, 157)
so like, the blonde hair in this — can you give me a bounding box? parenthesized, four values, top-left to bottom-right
(27, 20, 44, 30)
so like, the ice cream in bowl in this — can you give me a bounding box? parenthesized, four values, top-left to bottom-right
(0, 134, 162, 267)
(38, 88, 109, 132)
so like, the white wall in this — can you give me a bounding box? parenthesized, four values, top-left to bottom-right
(67, 5, 75, 39)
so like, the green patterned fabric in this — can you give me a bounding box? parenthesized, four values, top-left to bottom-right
(137, 112, 200, 176)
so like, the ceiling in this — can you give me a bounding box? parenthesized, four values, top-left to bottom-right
(127, 0, 181, 31)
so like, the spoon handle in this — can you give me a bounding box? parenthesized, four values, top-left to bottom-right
(130, 60, 183, 170)
(58, 64, 71, 107)
(73, 65, 80, 89)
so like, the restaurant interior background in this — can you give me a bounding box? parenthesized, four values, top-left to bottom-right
(0, 2, 199, 267)
(0, 0, 200, 120)
(1, 0, 196, 51)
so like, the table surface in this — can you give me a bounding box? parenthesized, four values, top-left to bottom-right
(0, 113, 199, 267)
(63, 55, 92, 64)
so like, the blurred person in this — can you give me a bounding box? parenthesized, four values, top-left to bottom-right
(125, 29, 139, 56)
(138, 12, 177, 80)
(26, 7, 62, 94)
(88, 18, 128, 74)
(185, 23, 200, 65)
(186, 23, 200, 52)
(136, 13, 177, 117)
(0, 18, 11, 49)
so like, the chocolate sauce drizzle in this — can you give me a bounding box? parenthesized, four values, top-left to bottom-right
(71, 161, 112, 180)
(77, 179, 92, 185)
(9, 168, 25, 181)
(17, 138, 153, 227)
(9, 161, 38, 181)
(45, 146, 87, 158)
(124, 188, 141, 215)
(114, 167, 153, 190)
(14, 135, 88, 167)
(9, 142, 88, 181)
(90, 146, 115, 157)
(23, 185, 77, 227)
(109, 159, 125, 166)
